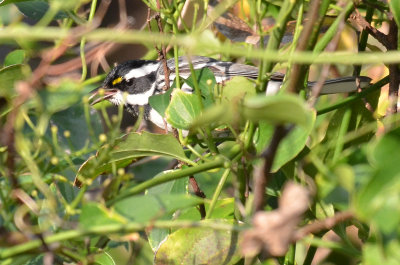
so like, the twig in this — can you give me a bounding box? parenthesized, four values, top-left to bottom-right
(189, 176, 206, 219)
(308, 10, 346, 106)
(155, 13, 170, 90)
(349, 9, 390, 48)
(349, 8, 400, 113)
(287, 0, 321, 93)
(293, 211, 354, 241)
(253, 125, 291, 212)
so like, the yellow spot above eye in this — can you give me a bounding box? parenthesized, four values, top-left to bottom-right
(112, 77, 123, 85)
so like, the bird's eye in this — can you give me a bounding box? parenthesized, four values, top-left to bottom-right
(125, 79, 133, 86)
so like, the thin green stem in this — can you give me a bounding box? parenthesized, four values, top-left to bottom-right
(69, 185, 87, 211)
(36, 4, 59, 27)
(205, 168, 231, 219)
(314, 2, 354, 53)
(80, 0, 98, 82)
(107, 150, 240, 206)
(332, 108, 351, 164)
(187, 58, 218, 154)
(260, 0, 299, 92)
(301, 236, 361, 257)
(284, 243, 296, 265)
(0, 220, 246, 259)
(5, 27, 400, 65)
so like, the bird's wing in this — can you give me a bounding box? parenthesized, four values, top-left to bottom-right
(164, 56, 259, 81)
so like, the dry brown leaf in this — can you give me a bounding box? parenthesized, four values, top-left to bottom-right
(242, 182, 310, 257)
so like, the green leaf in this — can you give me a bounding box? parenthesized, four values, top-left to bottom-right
(184, 67, 216, 107)
(221, 76, 256, 102)
(114, 194, 203, 223)
(50, 103, 103, 150)
(362, 242, 400, 265)
(192, 93, 312, 130)
(355, 127, 400, 233)
(77, 132, 191, 183)
(93, 250, 116, 265)
(79, 203, 126, 229)
(146, 177, 188, 251)
(243, 94, 312, 128)
(190, 103, 234, 130)
(0, 0, 26, 6)
(14, 1, 69, 20)
(38, 80, 83, 113)
(0, 64, 29, 98)
(389, 0, 400, 28)
(154, 220, 242, 265)
(149, 85, 173, 117)
(0, 254, 38, 265)
(255, 110, 316, 172)
(4, 49, 25, 66)
(165, 90, 202, 129)
(177, 198, 235, 220)
(110, 132, 190, 163)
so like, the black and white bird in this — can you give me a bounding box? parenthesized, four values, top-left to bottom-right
(90, 56, 371, 129)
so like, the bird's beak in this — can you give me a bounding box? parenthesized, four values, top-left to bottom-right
(88, 87, 118, 106)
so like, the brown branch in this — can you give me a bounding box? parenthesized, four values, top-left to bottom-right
(293, 211, 354, 241)
(309, 10, 347, 106)
(348, 8, 399, 113)
(287, 0, 321, 93)
(349, 9, 390, 48)
(146, 7, 170, 91)
(155, 13, 170, 91)
(189, 176, 206, 219)
(253, 125, 291, 212)
(387, 19, 399, 114)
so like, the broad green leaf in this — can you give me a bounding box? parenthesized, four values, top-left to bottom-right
(177, 198, 235, 220)
(255, 110, 316, 172)
(190, 103, 234, 130)
(184, 67, 216, 107)
(14, 1, 69, 20)
(38, 80, 83, 114)
(76, 132, 191, 183)
(154, 220, 242, 265)
(93, 250, 116, 265)
(149, 85, 173, 117)
(50, 103, 103, 150)
(0, 254, 38, 265)
(362, 243, 400, 265)
(243, 94, 312, 128)
(389, 0, 400, 28)
(114, 194, 203, 223)
(0, 0, 26, 6)
(192, 93, 312, 130)
(80, 203, 126, 229)
(146, 177, 188, 251)
(221, 76, 256, 102)
(165, 90, 202, 129)
(0, 64, 29, 98)
(355, 127, 400, 233)
(4, 49, 25, 66)
(110, 132, 190, 163)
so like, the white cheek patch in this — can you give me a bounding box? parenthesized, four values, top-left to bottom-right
(125, 83, 156, 105)
(109, 83, 156, 106)
(109, 91, 124, 105)
(124, 63, 159, 79)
